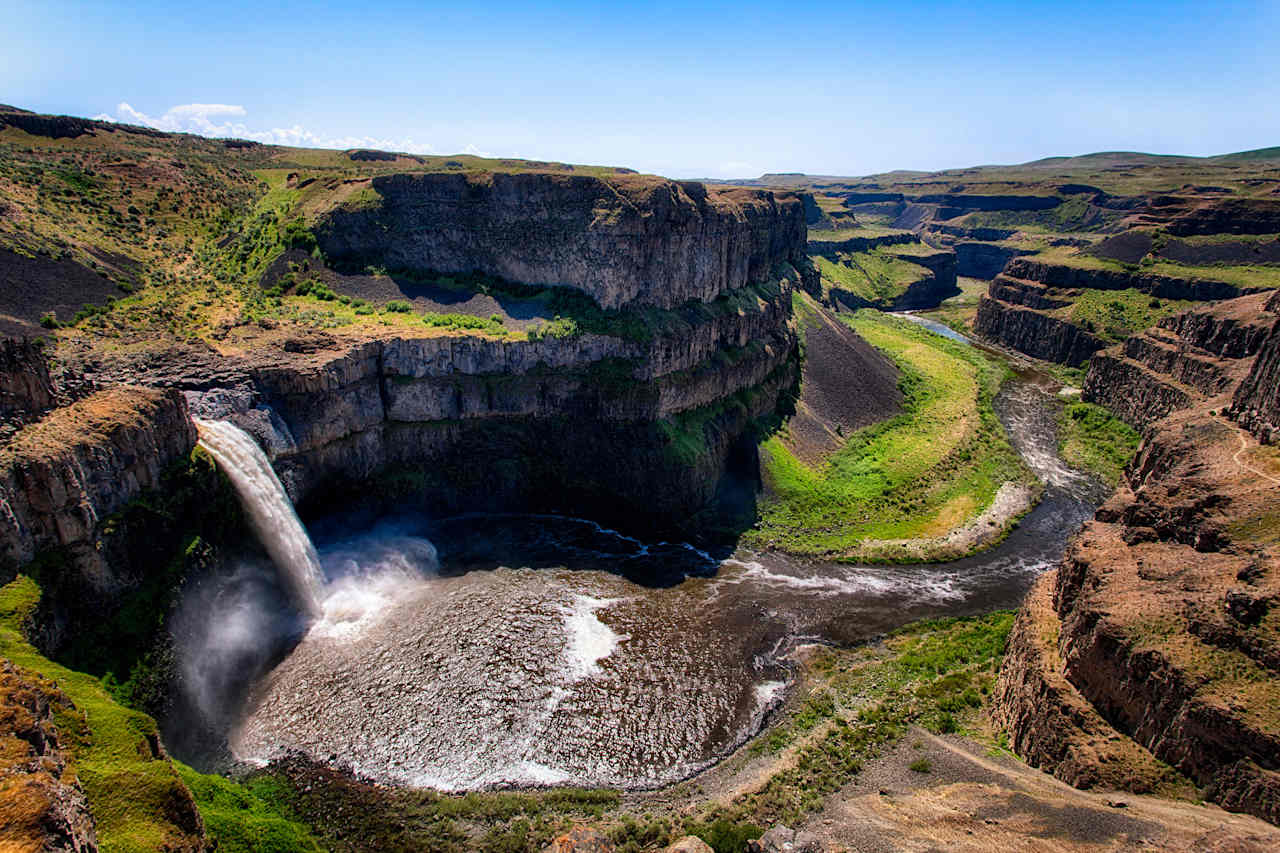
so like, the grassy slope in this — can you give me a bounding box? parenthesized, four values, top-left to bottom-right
(1032, 244, 1280, 290)
(1057, 401, 1141, 487)
(707, 612, 1016, 830)
(814, 251, 930, 305)
(1059, 287, 1197, 343)
(920, 275, 988, 334)
(0, 576, 321, 853)
(750, 310, 1029, 558)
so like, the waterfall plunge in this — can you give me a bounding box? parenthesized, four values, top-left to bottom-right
(194, 419, 325, 618)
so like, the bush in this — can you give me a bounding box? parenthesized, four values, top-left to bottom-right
(385, 300, 413, 313)
(909, 758, 932, 773)
(39, 312, 59, 329)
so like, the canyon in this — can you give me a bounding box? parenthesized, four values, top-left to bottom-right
(3, 105, 1280, 853)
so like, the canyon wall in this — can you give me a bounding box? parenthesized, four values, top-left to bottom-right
(996, 291, 1280, 825)
(314, 172, 811, 310)
(1084, 292, 1276, 429)
(1230, 292, 1280, 443)
(973, 297, 1104, 366)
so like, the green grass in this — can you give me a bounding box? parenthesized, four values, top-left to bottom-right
(1033, 244, 1280, 291)
(962, 196, 1119, 232)
(814, 251, 931, 306)
(808, 225, 911, 241)
(1061, 288, 1196, 343)
(1058, 401, 1141, 487)
(702, 612, 1015, 829)
(750, 310, 1029, 558)
(0, 576, 322, 853)
(920, 276, 988, 334)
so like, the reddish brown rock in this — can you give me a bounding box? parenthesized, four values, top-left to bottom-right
(0, 660, 98, 852)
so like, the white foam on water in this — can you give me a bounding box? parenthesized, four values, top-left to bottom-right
(716, 558, 964, 602)
(560, 594, 627, 681)
(310, 533, 439, 640)
(753, 680, 787, 713)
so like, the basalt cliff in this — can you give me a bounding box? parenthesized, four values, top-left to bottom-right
(993, 290, 1280, 824)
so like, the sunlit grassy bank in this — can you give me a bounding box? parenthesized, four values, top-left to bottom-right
(1057, 401, 1141, 487)
(749, 310, 1030, 560)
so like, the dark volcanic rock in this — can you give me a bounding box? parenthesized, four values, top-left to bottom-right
(974, 297, 1105, 366)
(951, 242, 1034, 279)
(1167, 199, 1280, 236)
(1231, 314, 1280, 443)
(1, 338, 55, 424)
(314, 172, 810, 310)
(1004, 257, 1255, 301)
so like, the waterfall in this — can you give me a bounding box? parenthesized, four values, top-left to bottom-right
(194, 418, 325, 618)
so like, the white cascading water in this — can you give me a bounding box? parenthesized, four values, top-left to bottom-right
(194, 418, 326, 618)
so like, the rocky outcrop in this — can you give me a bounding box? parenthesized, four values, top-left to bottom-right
(1, 338, 55, 425)
(998, 290, 1280, 825)
(887, 246, 957, 296)
(991, 576, 1186, 793)
(1166, 198, 1280, 236)
(951, 242, 1034, 279)
(1084, 292, 1278, 430)
(1231, 309, 1280, 443)
(1003, 257, 1257, 301)
(314, 173, 810, 310)
(0, 387, 196, 572)
(0, 660, 99, 852)
(806, 231, 915, 255)
(973, 297, 1104, 366)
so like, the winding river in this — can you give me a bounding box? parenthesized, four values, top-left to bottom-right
(183, 318, 1105, 791)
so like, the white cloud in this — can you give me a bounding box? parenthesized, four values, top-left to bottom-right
(97, 101, 439, 155)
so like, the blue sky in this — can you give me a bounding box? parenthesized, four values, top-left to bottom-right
(3, 0, 1278, 178)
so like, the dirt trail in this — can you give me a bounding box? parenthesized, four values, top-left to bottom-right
(808, 728, 1280, 851)
(1233, 430, 1280, 485)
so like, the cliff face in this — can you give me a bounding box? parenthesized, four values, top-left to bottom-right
(951, 242, 1033, 279)
(314, 173, 810, 310)
(1, 338, 55, 425)
(171, 287, 799, 533)
(1002, 257, 1255, 301)
(995, 291, 1280, 825)
(0, 388, 196, 573)
(1083, 292, 1276, 430)
(973, 296, 1104, 366)
(1231, 293, 1280, 443)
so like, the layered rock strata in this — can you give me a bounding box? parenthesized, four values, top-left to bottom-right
(1084, 292, 1277, 429)
(973, 255, 1270, 365)
(1230, 291, 1280, 443)
(996, 291, 1280, 825)
(314, 173, 809, 310)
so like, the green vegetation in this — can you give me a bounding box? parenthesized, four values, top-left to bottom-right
(0, 576, 320, 853)
(1034, 243, 1280, 291)
(700, 612, 1015, 828)
(1058, 401, 1141, 487)
(813, 250, 930, 306)
(963, 196, 1117, 232)
(808, 225, 910, 242)
(1061, 287, 1196, 343)
(908, 758, 932, 773)
(751, 310, 1030, 559)
(921, 275, 988, 334)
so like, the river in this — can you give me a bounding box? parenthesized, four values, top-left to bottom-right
(184, 322, 1104, 792)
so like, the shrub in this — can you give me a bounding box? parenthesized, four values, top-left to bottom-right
(39, 312, 59, 328)
(908, 758, 932, 773)
(385, 300, 413, 313)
